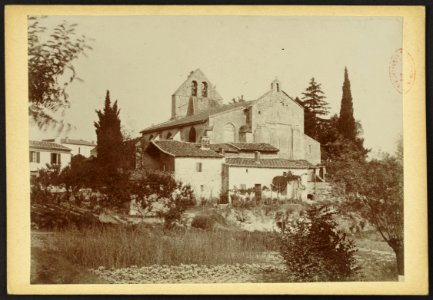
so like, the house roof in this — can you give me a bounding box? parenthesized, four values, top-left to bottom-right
(208, 143, 240, 153)
(30, 140, 72, 152)
(140, 100, 254, 134)
(225, 158, 312, 169)
(43, 138, 96, 146)
(151, 140, 223, 158)
(230, 143, 279, 152)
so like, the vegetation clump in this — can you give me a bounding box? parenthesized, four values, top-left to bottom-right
(278, 205, 358, 282)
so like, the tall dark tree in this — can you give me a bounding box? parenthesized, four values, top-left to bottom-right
(94, 91, 124, 171)
(338, 68, 357, 141)
(301, 78, 329, 140)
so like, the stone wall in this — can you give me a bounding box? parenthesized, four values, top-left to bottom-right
(251, 88, 305, 160)
(171, 69, 223, 119)
(140, 122, 209, 143)
(208, 107, 248, 143)
(304, 134, 321, 165)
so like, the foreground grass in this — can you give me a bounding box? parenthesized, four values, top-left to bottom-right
(50, 224, 278, 269)
(31, 226, 398, 283)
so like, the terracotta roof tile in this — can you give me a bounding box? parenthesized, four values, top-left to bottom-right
(30, 140, 72, 152)
(152, 140, 223, 158)
(230, 143, 279, 152)
(225, 158, 312, 169)
(208, 143, 240, 153)
(43, 138, 96, 146)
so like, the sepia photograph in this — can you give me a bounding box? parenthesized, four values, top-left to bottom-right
(5, 5, 427, 295)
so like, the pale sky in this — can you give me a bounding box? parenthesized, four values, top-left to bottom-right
(30, 15, 403, 154)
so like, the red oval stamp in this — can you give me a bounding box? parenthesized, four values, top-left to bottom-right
(389, 48, 416, 94)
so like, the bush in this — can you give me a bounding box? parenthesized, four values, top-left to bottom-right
(191, 215, 215, 230)
(278, 205, 358, 281)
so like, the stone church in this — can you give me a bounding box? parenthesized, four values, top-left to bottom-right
(139, 69, 320, 164)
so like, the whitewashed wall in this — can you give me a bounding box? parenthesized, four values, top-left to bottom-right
(30, 150, 71, 172)
(227, 166, 309, 199)
(174, 157, 223, 201)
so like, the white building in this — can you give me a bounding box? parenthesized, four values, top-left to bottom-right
(141, 139, 224, 201)
(29, 140, 72, 177)
(43, 138, 96, 157)
(223, 154, 311, 201)
(138, 138, 322, 203)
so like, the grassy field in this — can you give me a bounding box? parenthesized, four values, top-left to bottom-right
(31, 224, 279, 283)
(31, 224, 398, 283)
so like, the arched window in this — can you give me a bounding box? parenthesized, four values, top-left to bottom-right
(188, 127, 197, 142)
(166, 132, 172, 139)
(201, 81, 208, 97)
(223, 123, 236, 142)
(191, 81, 198, 96)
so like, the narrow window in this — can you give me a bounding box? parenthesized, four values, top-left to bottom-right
(201, 82, 208, 97)
(50, 153, 60, 165)
(309, 145, 312, 153)
(276, 83, 280, 92)
(189, 127, 197, 143)
(30, 151, 39, 163)
(78, 147, 81, 154)
(200, 185, 204, 192)
(191, 81, 198, 96)
(246, 169, 248, 173)
(196, 162, 202, 172)
(51, 153, 57, 164)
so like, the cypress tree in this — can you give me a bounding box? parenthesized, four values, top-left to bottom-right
(338, 68, 357, 141)
(94, 90, 124, 170)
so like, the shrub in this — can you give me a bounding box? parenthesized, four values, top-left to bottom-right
(278, 205, 358, 281)
(191, 215, 215, 230)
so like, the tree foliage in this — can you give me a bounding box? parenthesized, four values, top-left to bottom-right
(338, 68, 357, 141)
(28, 16, 92, 129)
(301, 78, 330, 140)
(94, 90, 124, 171)
(59, 155, 101, 190)
(32, 163, 62, 188)
(278, 205, 358, 281)
(334, 146, 404, 276)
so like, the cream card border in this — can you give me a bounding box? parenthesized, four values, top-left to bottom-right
(5, 5, 427, 295)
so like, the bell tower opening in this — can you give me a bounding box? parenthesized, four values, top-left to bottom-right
(271, 78, 281, 92)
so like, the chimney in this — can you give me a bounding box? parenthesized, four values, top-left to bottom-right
(254, 151, 261, 163)
(201, 136, 210, 150)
